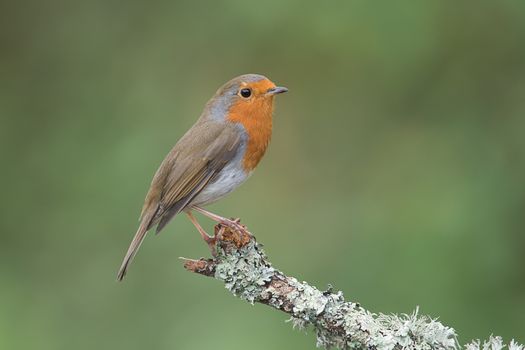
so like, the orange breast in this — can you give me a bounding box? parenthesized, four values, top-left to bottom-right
(227, 97, 273, 172)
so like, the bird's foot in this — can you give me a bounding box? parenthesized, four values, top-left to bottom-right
(219, 218, 248, 234)
(191, 207, 249, 234)
(201, 232, 216, 250)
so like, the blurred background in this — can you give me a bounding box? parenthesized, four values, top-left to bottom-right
(1, 1, 525, 349)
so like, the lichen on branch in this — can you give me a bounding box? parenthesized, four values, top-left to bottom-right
(181, 223, 522, 350)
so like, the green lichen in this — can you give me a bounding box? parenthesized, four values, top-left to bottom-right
(214, 239, 275, 303)
(465, 337, 524, 350)
(208, 233, 523, 350)
(286, 277, 329, 318)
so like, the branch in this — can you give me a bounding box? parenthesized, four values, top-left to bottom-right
(181, 222, 523, 350)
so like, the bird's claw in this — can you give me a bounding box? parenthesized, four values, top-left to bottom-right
(220, 218, 247, 234)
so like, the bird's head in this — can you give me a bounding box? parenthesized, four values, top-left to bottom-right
(204, 74, 288, 124)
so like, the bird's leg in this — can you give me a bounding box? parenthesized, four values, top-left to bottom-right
(186, 211, 215, 246)
(192, 206, 229, 222)
(191, 206, 246, 233)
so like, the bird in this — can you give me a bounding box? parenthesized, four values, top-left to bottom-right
(117, 74, 288, 280)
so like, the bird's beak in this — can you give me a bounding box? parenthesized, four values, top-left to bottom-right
(266, 86, 289, 96)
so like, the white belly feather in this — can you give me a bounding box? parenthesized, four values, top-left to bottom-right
(190, 158, 250, 207)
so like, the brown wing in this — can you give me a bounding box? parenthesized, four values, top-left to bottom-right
(116, 121, 242, 280)
(150, 121, 242, 232)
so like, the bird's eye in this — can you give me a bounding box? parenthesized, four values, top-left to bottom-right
(240, 88, 252, 98)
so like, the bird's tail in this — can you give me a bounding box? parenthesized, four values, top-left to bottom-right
(117, 219, 151, 281)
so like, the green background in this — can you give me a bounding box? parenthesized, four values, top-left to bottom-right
(2, 1, 524, 349)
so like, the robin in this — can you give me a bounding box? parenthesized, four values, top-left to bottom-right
(117, 74, 288, 280)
